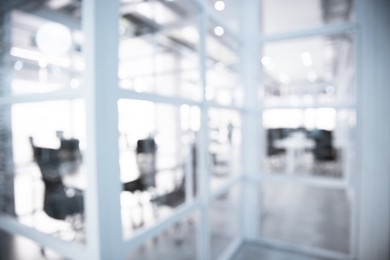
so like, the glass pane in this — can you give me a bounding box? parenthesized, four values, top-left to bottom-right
(210, 184, 241, 259)
(262, 0, 354, 35)
(262, 108, 356, 178)
(2, 3, 83, 96)
(206, 19, 242, 106)
(260, 182, 351, 253)
(118, 100, 200, 238)
(4, 100, 87, 243)
(206, 0, 240, 33)
(126, 211, 198, 259)
(208, 108, 241, 190)
(118, 0, 201, 100)
(262, 34, 355, 107)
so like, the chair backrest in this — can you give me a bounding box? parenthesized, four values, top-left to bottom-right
(30, 137, 84, 220)
(136, 138, 157, 188)
(30, 137, 82, 182)
(310, 129, 337, 161)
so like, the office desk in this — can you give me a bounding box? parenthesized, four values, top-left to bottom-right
(274, 132, 315, 174)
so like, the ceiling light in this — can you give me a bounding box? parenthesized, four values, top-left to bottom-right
(182, 26, 199, 43)
(214, 1, 225, 11)
(214, 26, 224, 36)
(307, 71, 317, 82)
(300, 51, 313, 67)
(135, 2, 178, 25)
(278, 73, 290, 84)
(261, 56, 276, 70)
(46, 0, 72, 10)
(35, 22, 72, 56)
(14, 60, 23, 71)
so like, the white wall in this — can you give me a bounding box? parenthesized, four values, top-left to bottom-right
(358, 0, 390, 259)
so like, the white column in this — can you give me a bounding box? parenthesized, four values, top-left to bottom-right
(357, 0, 390, 259)
(83, 0, 123, 259)
(240, 0, 261, 240)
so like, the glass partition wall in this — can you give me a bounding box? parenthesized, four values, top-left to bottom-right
(257, 0, 358, 259)
(116, 1, 243, 259)
(0, 0, 243, 259)
(0, 0, 361, 259)
(0, 1, 88, 258)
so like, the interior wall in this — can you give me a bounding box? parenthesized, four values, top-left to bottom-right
(357, 0, 390, 259)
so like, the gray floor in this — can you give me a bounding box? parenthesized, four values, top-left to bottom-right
(260, 182, 350, 253)
(0, 182, 350, 260)
(232, 243, 331, 260)
(0, 232, 335, 260)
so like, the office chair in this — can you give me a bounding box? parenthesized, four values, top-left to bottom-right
(266, 128, 286, 170)
(123, 138, 158, 228)
(148, 144, 198, 246)
(309, 129, 339, 176)
(29, 136, 84, 249)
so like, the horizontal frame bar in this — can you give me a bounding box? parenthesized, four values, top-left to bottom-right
(252, 174, 350, 189)
(0, 215, 87, 259)
(122, 202, 200, 256)
(206, 100, 244, 112)
(259, 22, 358, 43)
(0, 89, 86, 105)
(116, 88, 202, 107)
(218, 237, 243, 260)
(262, 102, 356, 110)
(210, 174, 243, 201)
(252, 238, 353, 260)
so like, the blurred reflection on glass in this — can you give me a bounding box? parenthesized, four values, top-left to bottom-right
(127, 211, 198, 259)
(1, 3, 83, 96)
(118, 100, 200, 238)
(210, 184, 240, 259)
(8, 100, 87, 243)
(262, 34, 355, 107)
(262, 0, 354, 35)
(208, 108, 241, 190)
(118, 0, 201, 100)
(262, 108, 356, 179)
(260, 182, 350, 253)
(206, 20, 242, 106)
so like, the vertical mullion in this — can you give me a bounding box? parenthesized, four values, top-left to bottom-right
(83, 0, 123, 259)
(196, 8, 211, 260)
(240, 0, 261, 240)
(347, 21, 361, 259)
(356, 0, 390, 259)
(0, 10, 15, 216)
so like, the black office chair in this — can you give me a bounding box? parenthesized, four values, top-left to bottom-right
(150, 141, 197, 208)
(309, 129, 339, 176)
(123, 138, 157, 192)
(29, 136, 84, 244)
(123, 138, 158, 228)
(266, 128, 286, 170)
